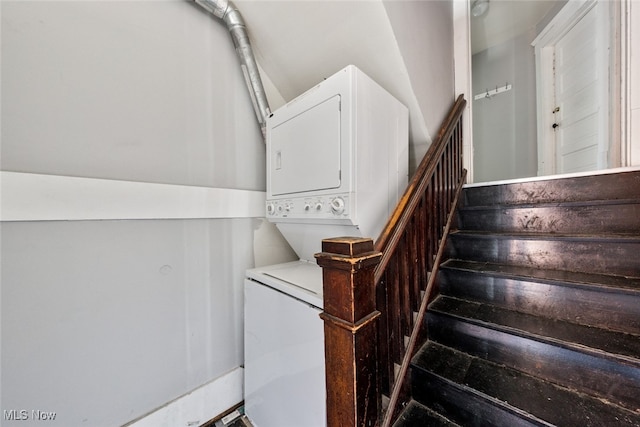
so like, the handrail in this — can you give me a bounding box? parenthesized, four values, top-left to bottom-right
(375, 94, 467, 280)
(374, 94, 467, 426)
(316, 95, 467, 427)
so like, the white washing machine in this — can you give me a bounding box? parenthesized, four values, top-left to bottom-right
(244, 65, 408, 427)
(244, 261, 325, 427)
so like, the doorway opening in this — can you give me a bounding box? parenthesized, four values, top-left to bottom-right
(460, 0, 626, 184)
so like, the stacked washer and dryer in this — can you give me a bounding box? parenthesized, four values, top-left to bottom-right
(244, 65, 408, 427)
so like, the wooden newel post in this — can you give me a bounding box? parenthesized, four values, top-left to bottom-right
(315, 237, 382, 427)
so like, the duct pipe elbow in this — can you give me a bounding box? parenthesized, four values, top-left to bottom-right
(194, 0, 228, 19)
(194, 0, 271, 140)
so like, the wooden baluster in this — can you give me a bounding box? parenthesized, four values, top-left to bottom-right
(409, 216, 420, 314)
(418, 195, 428, 289)
(399, 234, 411, 338)
(377, 272, 391, 396)
(316, 237, 382, 427)
(426, 182, 435, 271)
(388, 254, 403, 365)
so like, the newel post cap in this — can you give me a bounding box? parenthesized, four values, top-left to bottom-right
(314, 237, 382, 271)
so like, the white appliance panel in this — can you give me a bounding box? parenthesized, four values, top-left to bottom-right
(244, 278, 326, 427)
(246, 260, 323, 307)
(270, 95, 341, 197)
(274, 223, 361, 263)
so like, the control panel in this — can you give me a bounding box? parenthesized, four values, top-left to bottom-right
(266, 194, 350, 221)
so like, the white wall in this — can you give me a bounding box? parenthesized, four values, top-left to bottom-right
(1, 1, 264, 189)
(383, 0, 455, 169)
(472, 30, 538, 182)
(1, 1, 267, 426)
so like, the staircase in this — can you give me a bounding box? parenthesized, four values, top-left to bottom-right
(395, 170, 640, 426)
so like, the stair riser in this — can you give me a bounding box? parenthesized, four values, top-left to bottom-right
(457, 203, 640, 234)
(446, 234, 640, 278)
(411, 369, 550, 427)
(462, 171, 640, 207)
(438, 269, 640, 335)
(427, 312, 640, 411)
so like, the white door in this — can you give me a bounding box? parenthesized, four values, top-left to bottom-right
(553, 2, 607, 173)
(533, 0, 610, 176)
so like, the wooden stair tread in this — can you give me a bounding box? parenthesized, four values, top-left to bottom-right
(429, 296, 640, 363)
(412, 342, 640, 427)
(450, 230, 640, 241)
(461, 170, 640, 207)
(459, 197, 640, 211)
(441, 259, 640, 293)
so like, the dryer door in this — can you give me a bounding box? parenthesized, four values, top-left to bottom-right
(269, 95, 341, 196)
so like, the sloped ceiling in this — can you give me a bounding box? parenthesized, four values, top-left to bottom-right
(230, 0, 561, 157)
(234, 0, 431, 152)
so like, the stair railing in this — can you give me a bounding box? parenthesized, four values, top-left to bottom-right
(316, 94, 467, 427)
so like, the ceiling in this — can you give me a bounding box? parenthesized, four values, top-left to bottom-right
(235, 1, 410, 107)
(471, 0, 561, 54)
(234, 0, 434, 151)
(234, 0, 563, 104)
(228, 0, 564, 150)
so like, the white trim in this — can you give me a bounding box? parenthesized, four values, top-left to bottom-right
(609, 0, 626, 168)
(463, 166, 640, 188)
(453, 0, 474, 183)
(532, 0, 612, 175)
(531, 0, 597, 47)
(123, 368, 243, 427)
(620, 0, 631, 166)
(0, 172, 266, 222)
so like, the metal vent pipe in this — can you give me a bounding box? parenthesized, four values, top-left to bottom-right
(194, 0, 271, 139)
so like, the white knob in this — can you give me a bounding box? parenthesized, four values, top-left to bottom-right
(266, 203, 275, 215)
(315, 202, 323, 211)
(304, 203, 311, 211)
(330, 197, 345, 215)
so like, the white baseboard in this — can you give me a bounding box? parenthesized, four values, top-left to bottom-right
(123, 367, 243, 427)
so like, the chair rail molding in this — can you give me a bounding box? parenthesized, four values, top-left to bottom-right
(0, 172, 266, 221)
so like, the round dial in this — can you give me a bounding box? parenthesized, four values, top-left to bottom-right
(266, 203, 276, 215)
(330, 197, 345, 215)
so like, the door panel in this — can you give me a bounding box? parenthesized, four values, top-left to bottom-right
(553, 3, 605, 173)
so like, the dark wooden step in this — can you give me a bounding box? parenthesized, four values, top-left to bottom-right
(462, 169, 640, 208)
(438, 260, 640, 334)
(392, 400, 460, 427)
(457, 199, 640, 234)
(446, 231, 640, 278)
(427, 296, 640, 411)
(411, 341, 640, 427)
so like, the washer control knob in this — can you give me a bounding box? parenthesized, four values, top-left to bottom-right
(266, 203, 276, 215)
(330, 197, 345, 215)
(285, 203, 292, 212)
(304, 203, 311, 211)
(315, 202, 323, 211)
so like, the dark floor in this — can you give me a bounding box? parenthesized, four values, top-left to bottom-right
(208, 407, 253, 427)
